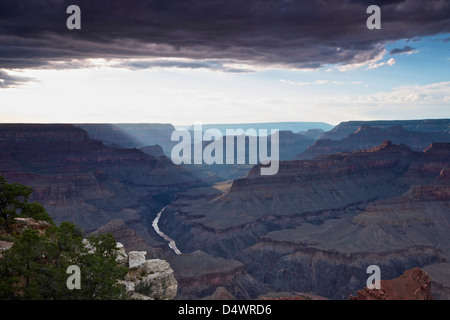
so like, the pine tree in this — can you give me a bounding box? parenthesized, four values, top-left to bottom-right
(0, 176, 128, 300)
(0, 175, 33, 232)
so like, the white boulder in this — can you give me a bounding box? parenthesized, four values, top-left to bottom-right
(128, 251, 147, 269)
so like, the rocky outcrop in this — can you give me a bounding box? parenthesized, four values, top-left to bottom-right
(115, 242, 128, 266)
(0, 218, 50, 258)
(13, 218, 51, 234)
(128, 251, 148, 269)
(0, 241, 13, 258)
(350, 268, 434, 300)
(122, 250, 178, 300)
(0, 217, 51, 237)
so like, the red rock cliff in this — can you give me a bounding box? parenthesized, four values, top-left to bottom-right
(351, 268, 434, 300)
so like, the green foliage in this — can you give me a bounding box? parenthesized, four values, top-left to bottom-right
(134, 281, 155, 297)
(78, 233, 128, 300)
(0, 223, 128, 300)
(0, 176, 128, 300)
(21, 202, 54, 225)
(0, 234, 14, 242)
(0, 175, 34, 231)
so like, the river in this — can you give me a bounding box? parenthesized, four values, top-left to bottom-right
(152, 206, 182, 255)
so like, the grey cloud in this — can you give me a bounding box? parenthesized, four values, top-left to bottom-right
(115, 59, 253, 73)
(0, 70, 35, 88)
(0, 0, 449, 72)
(389, 46, 416, 55)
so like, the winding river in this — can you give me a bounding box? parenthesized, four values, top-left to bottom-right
(152, 206, 182, 255)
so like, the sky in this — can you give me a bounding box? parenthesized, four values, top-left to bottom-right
(0, 0, 449, 126)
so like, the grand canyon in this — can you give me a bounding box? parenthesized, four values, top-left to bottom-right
(0, 119, 448, 300)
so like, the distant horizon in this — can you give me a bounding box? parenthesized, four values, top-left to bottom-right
(0, 118, 449, 128)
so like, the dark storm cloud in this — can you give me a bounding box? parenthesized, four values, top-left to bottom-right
(0, 0, 449, 72)
(389, 46, 416, 55)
